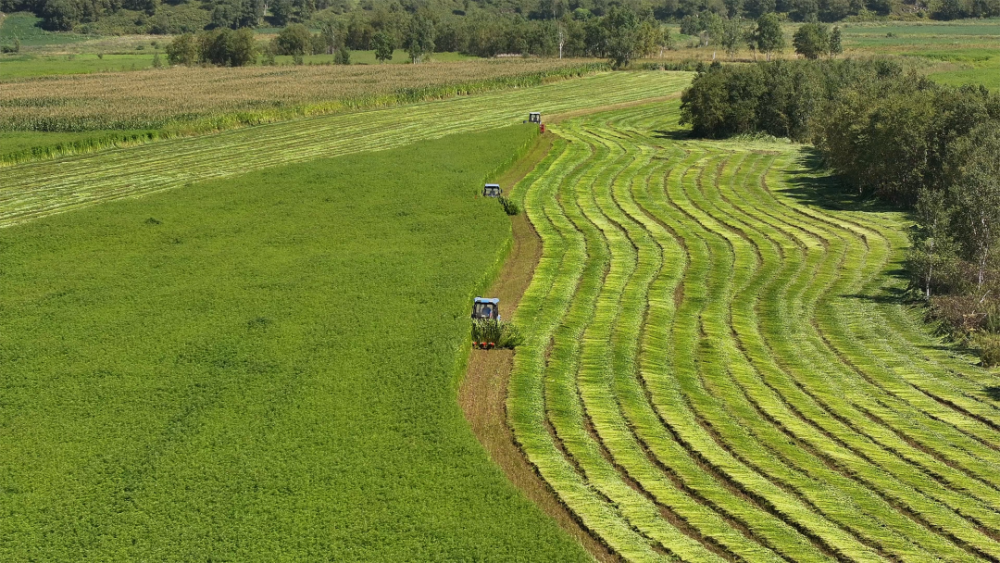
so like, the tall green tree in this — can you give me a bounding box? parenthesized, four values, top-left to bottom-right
(41, 0, 79, 31)
(601, 4, 641, 69)
(721, 16, 745, 59)
(636, 19, 663, 58)
(743, 0, 776, 18)
(270, 0, 293, 27)
(274, 23, 313, 55)
(335, 44, 351, 64)
(405, 11, 435, 63)
(372, 31, 395, 63)
(828, 25, 842, 56)
(211, 0, 263, 29)
(165, 33, 199, 66)
(908, 188, 959, 299)
(949, 124, 1000, 289)
(318, 18, 342, 55)
(199, 28, 258, 66)
(792, 21, 828, 59)
(752, 13, 784, 60)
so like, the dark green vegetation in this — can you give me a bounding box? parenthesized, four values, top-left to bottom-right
(679, 58, 902, 140)
(471, 319, 524, 348)
(7, 0, 996, 64)
(156, 4, 670, 67)
(0, 129, 158, 163)
(0, 124, 594, 562)
(166, 27, 258, 66)
(498, 194, 521, 215)
(792, 22, 840, 58)
(0, 10, 92, 44)
(681, 57, 1000, 364)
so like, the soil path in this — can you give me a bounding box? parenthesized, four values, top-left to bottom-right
(458, 130, 621, 562)
(459, 94, 684, 560)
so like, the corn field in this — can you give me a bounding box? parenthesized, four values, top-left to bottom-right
(0, 71, 689, 227)
(0, 59, 601, 132)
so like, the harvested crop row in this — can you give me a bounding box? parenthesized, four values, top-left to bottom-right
(507, 101, 1000, 562)
(659, 149, 950, 561)
(0, 72, 690, 228)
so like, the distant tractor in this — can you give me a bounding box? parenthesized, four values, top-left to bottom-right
(472, 297, 500, 321)
(483, 183, 502, 198)
(529, 112, 541, 124)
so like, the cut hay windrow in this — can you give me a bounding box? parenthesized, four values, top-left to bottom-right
(0, 72, 692, 229)
(507, 100, 1000, 562)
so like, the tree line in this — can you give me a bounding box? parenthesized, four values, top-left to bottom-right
(161, 4, 670, 67)
(680, 58, 1000, 361)
(6, 0, 997, 36)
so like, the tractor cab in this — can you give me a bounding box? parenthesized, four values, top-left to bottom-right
(529, 112, 542, 124)
(472, 297, 500, 321)
(483, 183, 502, 198)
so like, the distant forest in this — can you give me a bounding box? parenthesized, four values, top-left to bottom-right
(3, 0, 997, 42)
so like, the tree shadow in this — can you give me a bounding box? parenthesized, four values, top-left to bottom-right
(985, 386, 1000, 401)
(780, 148, 898, 215)
(844, 285, 914, 305)
(652, 129, 692, 141)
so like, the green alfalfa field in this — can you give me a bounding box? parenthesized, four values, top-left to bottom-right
(0, 125, 593, 562)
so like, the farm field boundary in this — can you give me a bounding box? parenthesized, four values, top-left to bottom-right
(460, 130, 621, 562)
(0, 71, 692, 229)
(498, 99, 1000, 561)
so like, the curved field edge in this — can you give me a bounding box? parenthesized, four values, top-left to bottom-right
(500, 100, 1000, 562)
(0, 71, 693, 229)
(0, 62, 607, 167)
(0, 125, 599, 562)
(459, 131, 622, 563)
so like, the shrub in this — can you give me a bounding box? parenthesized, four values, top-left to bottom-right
(471, 319, 523, 349)
(498, 195, 520, 216)
(198, 28, 258, 67)
(165, 33, 199, 66)
(973, 332, 1000, 367)
(2, 38, 20, 53)
(793, 23, 829, 60)
(335, 45, 351, 65)
(274, 23, 313, 56)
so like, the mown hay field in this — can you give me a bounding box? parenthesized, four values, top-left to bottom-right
(506, 100, 1000, 561)
(0, 71, 691, 226)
